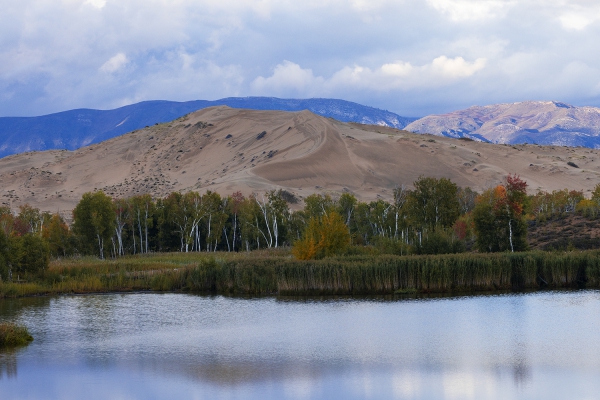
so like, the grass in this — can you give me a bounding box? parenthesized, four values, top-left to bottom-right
(1, 248, 599, 298)
(0, 323, 33, 348)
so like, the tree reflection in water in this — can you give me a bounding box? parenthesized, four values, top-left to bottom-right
(0, 349, 19, 380)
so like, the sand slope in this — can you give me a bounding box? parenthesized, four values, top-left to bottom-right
(1, 106, 599, 215)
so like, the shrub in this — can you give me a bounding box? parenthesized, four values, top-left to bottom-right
(292, 212, 351, 260)
(415, 230, 465, 255)
(576, 199, 599, 219)
(0, 322, 33, 348)
(20, 234, 50, 275)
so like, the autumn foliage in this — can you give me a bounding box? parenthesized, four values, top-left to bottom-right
(292, 212, 351, 260)
(473, 174, 528, 252)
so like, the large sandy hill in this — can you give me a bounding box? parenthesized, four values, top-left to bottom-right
(1, 106, 599, 215)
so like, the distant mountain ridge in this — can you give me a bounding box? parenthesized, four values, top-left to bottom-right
(0, 97, 415, 158)
(405, 101, 600, 148)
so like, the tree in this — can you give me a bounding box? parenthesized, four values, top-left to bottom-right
(17, 204, 42, 235)
(113, 198, 129, 256)
(42, 213, 72, 257)
(129, 194, 155, 254)
(0, 229, 9, 281)
(303, 193, 336, 220)
(592, 184, 600, 206)
(292, 211, 350, 260)
(473, 174, 528, 252)
(72, 191, 116, 259)
(17, 234, 50, 276)
(407, 176, 460, 243)
(457, 187, 478, 214)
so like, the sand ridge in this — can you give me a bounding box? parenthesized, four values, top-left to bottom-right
(0, 106, 599, 216)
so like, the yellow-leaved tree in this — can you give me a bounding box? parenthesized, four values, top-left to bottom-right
(292, 211, 350, 260)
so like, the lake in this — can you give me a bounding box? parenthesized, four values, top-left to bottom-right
(1, 291, 599, 399)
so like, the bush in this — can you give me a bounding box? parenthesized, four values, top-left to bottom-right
(415, 230, 465, 255)
(576, 199, 599, 219)
(0, 322, 33, 348)
(292, 212, 351, 260)
(12, 234, 50, 278)
(22, 235, 50, 274)
(372, 237, 413, 256)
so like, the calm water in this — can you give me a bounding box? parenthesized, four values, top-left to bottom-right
(1, 291, 600, 399)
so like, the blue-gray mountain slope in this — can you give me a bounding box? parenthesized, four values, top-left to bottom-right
(405, 101, 600, 148)
(0, 97, 415, 158)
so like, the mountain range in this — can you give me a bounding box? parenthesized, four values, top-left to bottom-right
(1, 107, 598, 214)
(406, 101, 600, 148)
(0, 97, 414, 158)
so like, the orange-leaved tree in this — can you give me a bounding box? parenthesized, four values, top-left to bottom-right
(292, 211, 350, 260)
(473, 174, 528, 252)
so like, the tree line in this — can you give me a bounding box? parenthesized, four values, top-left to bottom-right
(2, 175, 600, 281)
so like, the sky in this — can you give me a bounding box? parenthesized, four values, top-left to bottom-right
(2, 0, 600, 118)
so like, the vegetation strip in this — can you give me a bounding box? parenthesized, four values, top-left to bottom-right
(1, 250, 599, 298)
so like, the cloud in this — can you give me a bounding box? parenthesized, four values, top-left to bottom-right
(85, 0, 107, 9)
(99, 53, 128, 73)
(251, 61, 324, 95)
(332, 56, 486, 90)
(426, 0, 516, 21)
(2, 0, 600, 117)
(252, 57, 486, 97)
(557, 4, 600, 31)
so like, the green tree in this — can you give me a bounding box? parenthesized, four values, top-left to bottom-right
(73, 191, 116, 258)
(17, 234, 50, 276)
(303, 194, 336, 220)
(0, 229, 9, 281)
(42, 213, 72, 257)
(407, 176, 460, 245)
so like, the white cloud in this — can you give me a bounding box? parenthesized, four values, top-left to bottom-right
(557, 5, 600, 31)
(84, 0, 106, 9)
(330, 56, 486, 90)
(99, 53, 128, 73)
(252, 57, 486, 96)
(430, 56, 487, 78)
(252, 61, 324, 95)
(427, 0, 516, 21)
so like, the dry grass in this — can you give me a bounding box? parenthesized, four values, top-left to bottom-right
(1, 248, 598, 298)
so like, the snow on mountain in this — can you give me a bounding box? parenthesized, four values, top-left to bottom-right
(405, 101, 600, 148)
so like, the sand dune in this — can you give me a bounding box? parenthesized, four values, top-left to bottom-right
(0, 106, 599, 215)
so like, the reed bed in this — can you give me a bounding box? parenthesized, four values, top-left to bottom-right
(0, 250, 598, 298)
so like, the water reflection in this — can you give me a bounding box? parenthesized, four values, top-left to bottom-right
(0, 291, 599, 399)
(0, 348, 19, 379)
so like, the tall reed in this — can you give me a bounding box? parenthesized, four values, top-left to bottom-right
(1, 250, 599, 298)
